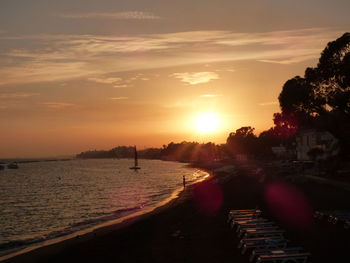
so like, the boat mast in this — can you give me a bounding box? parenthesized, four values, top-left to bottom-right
(134, 146, 138, 167)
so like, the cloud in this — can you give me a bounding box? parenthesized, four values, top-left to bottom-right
(259, 101, 279, 106)
(171, 72, 219, 85)
(199, 94, 223, 98)
(0, 27, 344, 85)
(215, 68, 236, 72)
(41, 102, 76, 109)
(258, 55, 318, 64)
(109, 97, 128, 100)
(113, 84, 130, 88)
(88, 77, 122, 84)
(0, 61, 93, 85)
(0, 92, 39, 99)
(59, 11, 160, 20)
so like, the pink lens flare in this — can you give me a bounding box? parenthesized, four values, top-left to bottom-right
(192, 180, 223, 216)
(264, 181, 313, 228)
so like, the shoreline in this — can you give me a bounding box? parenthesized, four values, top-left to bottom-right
(0, 168, 211, 262)
(3, 161, 350, 263)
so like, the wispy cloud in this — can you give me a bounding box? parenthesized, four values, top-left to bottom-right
(41, 102, 76, 109)
(0, 27, 344, 85)
(259, 101, 279, 106)
(0, 61, 93, 85)
(0, 92, 39, 99)
(109, 97, 129, 100)
(171, 72, 219, 85)
(199, 94, 223, 98)
(88, 77, 122, 84)
(58, 11, 160, 20)
(259, 55, 318, 64)
(113, 84, 130, 89)
(215, 68, 236, 72)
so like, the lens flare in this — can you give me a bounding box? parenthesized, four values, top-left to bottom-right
(264, 181, 313, 228)
(192, 180, 223, 216)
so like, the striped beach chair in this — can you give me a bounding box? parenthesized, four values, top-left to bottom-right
(250, 247, 304, 262)
(256, 252, 311, 263)
(239, 225, 281, 238)
(236, 221, 276, 233)
(242, 229, 285, 239)
(239, 236, 288, 254)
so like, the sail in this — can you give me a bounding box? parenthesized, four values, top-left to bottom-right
(129, 145, 140, 170)
(134, 146, 138, 167)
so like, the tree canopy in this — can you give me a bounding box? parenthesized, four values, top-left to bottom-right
(279, 33, 350, 119)
(278, 32, 350, 152)
(226, 126, 257, 155)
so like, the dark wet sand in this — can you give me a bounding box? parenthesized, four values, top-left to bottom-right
(3, 164, 350, 263)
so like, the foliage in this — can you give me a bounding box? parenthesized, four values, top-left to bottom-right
(76, 146, 161, 159)
(226, 126, 257, 156)
(76, 142, 221, 164)
(279, 33, 350, 119)
(277, 32, 350, 154)
(160, 141, 219, 164)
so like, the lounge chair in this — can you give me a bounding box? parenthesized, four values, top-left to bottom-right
(239, 236, 288, 254)
(238, 236, 286, 249)
(242, 229, 285, 239)
(239, 226, 281, 238)
(256, 252, 311, 263)
(330, 213, 350, 225)
(250, 247, 304, 262)
(228, 209, 262, 222)
(231, 218, 269, 229)
(236, 221, 276, 233)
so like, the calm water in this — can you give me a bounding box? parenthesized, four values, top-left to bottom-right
(0, 159, 207, 256)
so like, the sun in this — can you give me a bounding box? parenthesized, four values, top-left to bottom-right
(195, 113, 220, 134)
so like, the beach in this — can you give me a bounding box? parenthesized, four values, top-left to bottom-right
(3, 162, 350, 263)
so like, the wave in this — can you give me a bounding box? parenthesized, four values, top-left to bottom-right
(0, 205, 144, 256)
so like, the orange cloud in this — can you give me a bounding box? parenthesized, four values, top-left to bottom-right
(0, 28, 344, 85)
(58, 11, 161, 20)
(172, 72, 219, 85)
(41, 102, 76, 109)
(0, 92, 39, 99)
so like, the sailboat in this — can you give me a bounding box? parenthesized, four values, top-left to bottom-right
(129, 146, 141, 170)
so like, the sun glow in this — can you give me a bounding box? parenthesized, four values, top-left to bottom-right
(195, 113, 220, 134)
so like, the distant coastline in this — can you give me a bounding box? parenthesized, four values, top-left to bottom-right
(0, 158, 72, 165)
(76, 142, 220, 165)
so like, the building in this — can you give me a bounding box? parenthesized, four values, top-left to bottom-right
(296, 129, 339, 161)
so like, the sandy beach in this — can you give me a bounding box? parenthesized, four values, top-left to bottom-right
(3, 162, 350, 263)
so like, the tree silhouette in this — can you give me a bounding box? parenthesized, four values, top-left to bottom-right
(279, 33, 350, 119)
(226, 126, 257, 156)
(277, 32, 350, 154)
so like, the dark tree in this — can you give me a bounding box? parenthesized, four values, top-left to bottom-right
(279, 33, 350, 119)
(226, 126, 257, 156)
(277, 32, 350, 155)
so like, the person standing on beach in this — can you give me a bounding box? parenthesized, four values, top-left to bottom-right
(183, 175, 186, 188)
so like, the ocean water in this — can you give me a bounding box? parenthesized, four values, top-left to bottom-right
(0, 159, 208, 256)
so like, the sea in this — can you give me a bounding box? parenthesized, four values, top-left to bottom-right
(0, 158, 208, 257)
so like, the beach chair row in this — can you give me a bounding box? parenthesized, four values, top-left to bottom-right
(314, 210, 350, 229)
(228, 209, 311, 263)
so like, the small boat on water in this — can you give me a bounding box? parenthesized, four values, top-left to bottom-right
(7, 162, 19, 169)
(129, 146, 141, 170)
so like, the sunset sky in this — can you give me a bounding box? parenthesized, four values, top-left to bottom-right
(0, 0, 349, 158)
